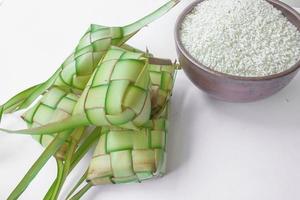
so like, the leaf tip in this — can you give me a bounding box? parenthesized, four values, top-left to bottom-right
(0, 106, 3, 123)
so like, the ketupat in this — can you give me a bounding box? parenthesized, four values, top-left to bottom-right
(0, 0, 179, 122)
(85, 59, 175, 186)
(73, 46, 152, 130)
(67, 58, 175, 199)
(69, 109, 169, 198)
(88, 106, 168, 186)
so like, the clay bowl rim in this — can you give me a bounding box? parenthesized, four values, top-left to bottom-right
(174, 0, 300, 81)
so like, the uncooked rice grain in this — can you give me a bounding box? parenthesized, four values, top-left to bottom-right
(180, 0, 300, 77)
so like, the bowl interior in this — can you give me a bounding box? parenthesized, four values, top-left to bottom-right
(175, 0, 300, 81)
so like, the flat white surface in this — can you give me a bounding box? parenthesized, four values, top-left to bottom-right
(281, 0, 300, 7)
(0, 1, 299, 200)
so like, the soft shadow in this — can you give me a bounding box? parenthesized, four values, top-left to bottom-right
(205, 77, 300, 131)
(166, 84, 204, 173)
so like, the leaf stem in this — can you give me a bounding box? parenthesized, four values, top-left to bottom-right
(0, 65, 62, 123)
(70, 128, 101, 170)
(50, 140, 77, 200)
(66, 128, 101, 198)
(0, 84, 42, 122)
(66, 171, 88, 200)
(7, 130, 73, 200)
(69, 182, 93, 200)
(0, 115, 88, 135)
(43, 128, 100, 200)
(123, 0, 179, 35)
(43, 159, 64, 200)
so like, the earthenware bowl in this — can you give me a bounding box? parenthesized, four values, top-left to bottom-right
(175, 0, 300, 102)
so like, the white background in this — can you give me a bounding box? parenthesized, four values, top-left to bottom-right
(281, 0, 300, 7)
(0, 0, 300, 200)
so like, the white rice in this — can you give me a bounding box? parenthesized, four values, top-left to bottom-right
(180, 0, 300, 77)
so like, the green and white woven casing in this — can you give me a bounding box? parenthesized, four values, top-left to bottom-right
(22, 87, 78, 159)
(74, 46, 152, 130)
(148, 57, 176, 117)
(86, 56, 175, 185)
(87, 107, 168, 185)
(53, 25, 135, 92)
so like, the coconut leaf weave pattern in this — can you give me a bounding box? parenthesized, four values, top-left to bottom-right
(22, 87, 78, 159)
(74, 46, 152, 130)
(53, 25, 136, 92)
(87, 107, 168, 185)
(86, 55, 173, 185)
(148, 58, 176, 116)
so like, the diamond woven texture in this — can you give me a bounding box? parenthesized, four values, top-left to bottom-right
(74, 46, 152, 130)
(23, 87, 78, 159)
(19, 46, 176, 186)
(87, 107, 168, 185)
(54, 25, 135, 92)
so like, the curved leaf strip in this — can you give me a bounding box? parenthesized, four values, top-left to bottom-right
(69, 182, 93, 200)
(0, 67, 62, 123)
(66, 171, 88, 200)
(43, 160, 64, 200)
(123, 0, 180, 35)
(0, 84, 42, 123)
(71, 128, 101, 169)
(18, 67, 62, 110)
(0, 115, 88, 135)
(0, 106, 3, 123)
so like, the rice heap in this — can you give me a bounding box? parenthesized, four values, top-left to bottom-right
(180, 0, 300, 77)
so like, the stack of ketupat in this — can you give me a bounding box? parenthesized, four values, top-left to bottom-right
(0, 1, 180, 199)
